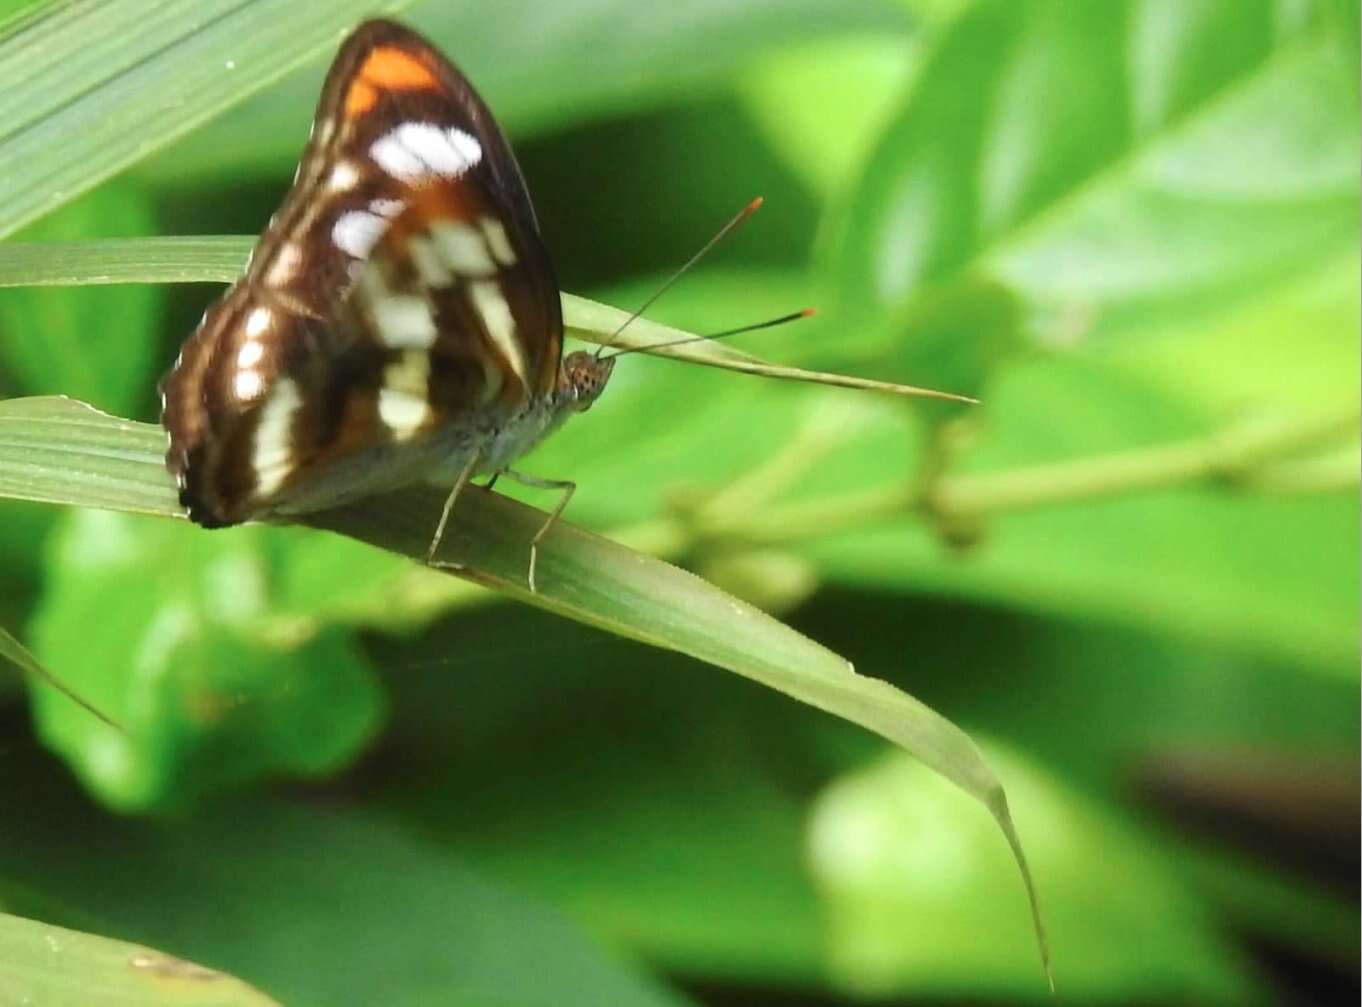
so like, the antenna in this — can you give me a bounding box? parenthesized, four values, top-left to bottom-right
(604, 308, 816, 360)
(594, 196, 765, 358)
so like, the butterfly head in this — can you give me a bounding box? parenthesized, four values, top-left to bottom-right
(556, 351, 615, 413)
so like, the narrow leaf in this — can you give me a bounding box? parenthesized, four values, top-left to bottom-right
(0, 396, 178, 516)
(0, 183, 161, 413)
(0, 394, 1047, 982)
(0, 237, 969, 400)
(0, 805, 689, 1007)
(0, 0, 418, 238)
(308, 483, 1049, 987)
(0, 911, 280, 1006)
(0, 620, 121, 731)
(0, 236, 253, 288)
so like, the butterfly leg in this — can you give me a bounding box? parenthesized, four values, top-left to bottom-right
(498, 470, 576, 593)
(424, 445, 483, 566)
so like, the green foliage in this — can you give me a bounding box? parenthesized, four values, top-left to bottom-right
(30, 510, 386, 810)
(0, 0, 424, 239)
(830, 0, 1360, 380)
(0, 911, 280, 1006)
(808, 748, 1254, 1001)
(2, 397, 1035, 909)
(0, 785, 686, 1007)
(0, 0, 1356, 1004)
(0, 184, 160, 413)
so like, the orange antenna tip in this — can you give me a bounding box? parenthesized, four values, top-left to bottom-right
(744, 195, 765, 214)
(799, 307, 817, 318)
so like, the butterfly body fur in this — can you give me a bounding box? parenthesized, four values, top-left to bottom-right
(159, 19, 613, 529)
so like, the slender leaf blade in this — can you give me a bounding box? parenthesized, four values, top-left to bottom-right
(0, 805, 688, 1007)
(0, 621, 120, 729)
(0, 236, 251, 288)
(0, 911, 281, 1006)
(0, 183, 161, 413)
(0, 0, 418, 239)
(0, 393, 1048, 981)
(0, 396, 177, 515)
(0, 237, 968, 399)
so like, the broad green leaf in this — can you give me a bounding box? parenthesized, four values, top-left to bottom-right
(800, 593, 1360, 974)
(0, 394, 1048, 979)
(830, 0, 1360, 390)
(29, 511, 386, 810)
(372, 585, 1357, 996)
(262, 532, 447, 629)
(141, 0, 913, 184)
(0, 0, 419, 239)
(741, 37, 922, 198)
(309, 486, 1050, 986)
(0, 497, 54, 619)
(0, 182, 160, 413)
(0, 795, 690, 1007)
(0, 912, 280, 1007)
(1106, 251, 1362, 414)
(370, 604, 835, 983)
(808, 747, 1255, 1002)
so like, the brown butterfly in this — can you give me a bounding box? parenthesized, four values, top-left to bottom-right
(159, 19, 614, 589)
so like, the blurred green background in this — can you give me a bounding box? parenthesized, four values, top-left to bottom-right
(0, 0, 1358, 1004)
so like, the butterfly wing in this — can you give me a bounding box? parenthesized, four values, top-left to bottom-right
(160, 19, 562, 526)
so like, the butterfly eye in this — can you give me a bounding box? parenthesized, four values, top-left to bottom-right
(559, 351, 613, 410)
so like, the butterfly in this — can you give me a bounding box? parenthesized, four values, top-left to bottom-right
(159, 18, 614, 590)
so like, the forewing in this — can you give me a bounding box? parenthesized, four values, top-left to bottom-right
(160, 19, 561, 526)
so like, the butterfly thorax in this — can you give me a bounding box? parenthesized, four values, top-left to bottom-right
(472, 350, 614, 473)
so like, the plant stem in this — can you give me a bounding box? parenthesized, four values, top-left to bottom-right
(935, 404, 1360, 518)
(677, 404, 1359, 548)
(1242, 448, 1361, 495)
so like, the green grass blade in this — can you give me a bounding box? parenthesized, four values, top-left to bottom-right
(562, 292, 973, 402)
(0, 396, 178, 515)
(310, 483, 1050, 988)
(0, 0, 417, 239)
(1, 613, 121, 730)
(0, 393, 1048, 982)
(0, 911, 280, 1006)
(0, 237, 969, 400)
(0, 236, 253, 287)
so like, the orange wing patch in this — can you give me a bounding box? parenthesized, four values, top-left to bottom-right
(361, 46, 439, 90)
(345, 46, 441, 117)
(345, 80, 379, 116)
